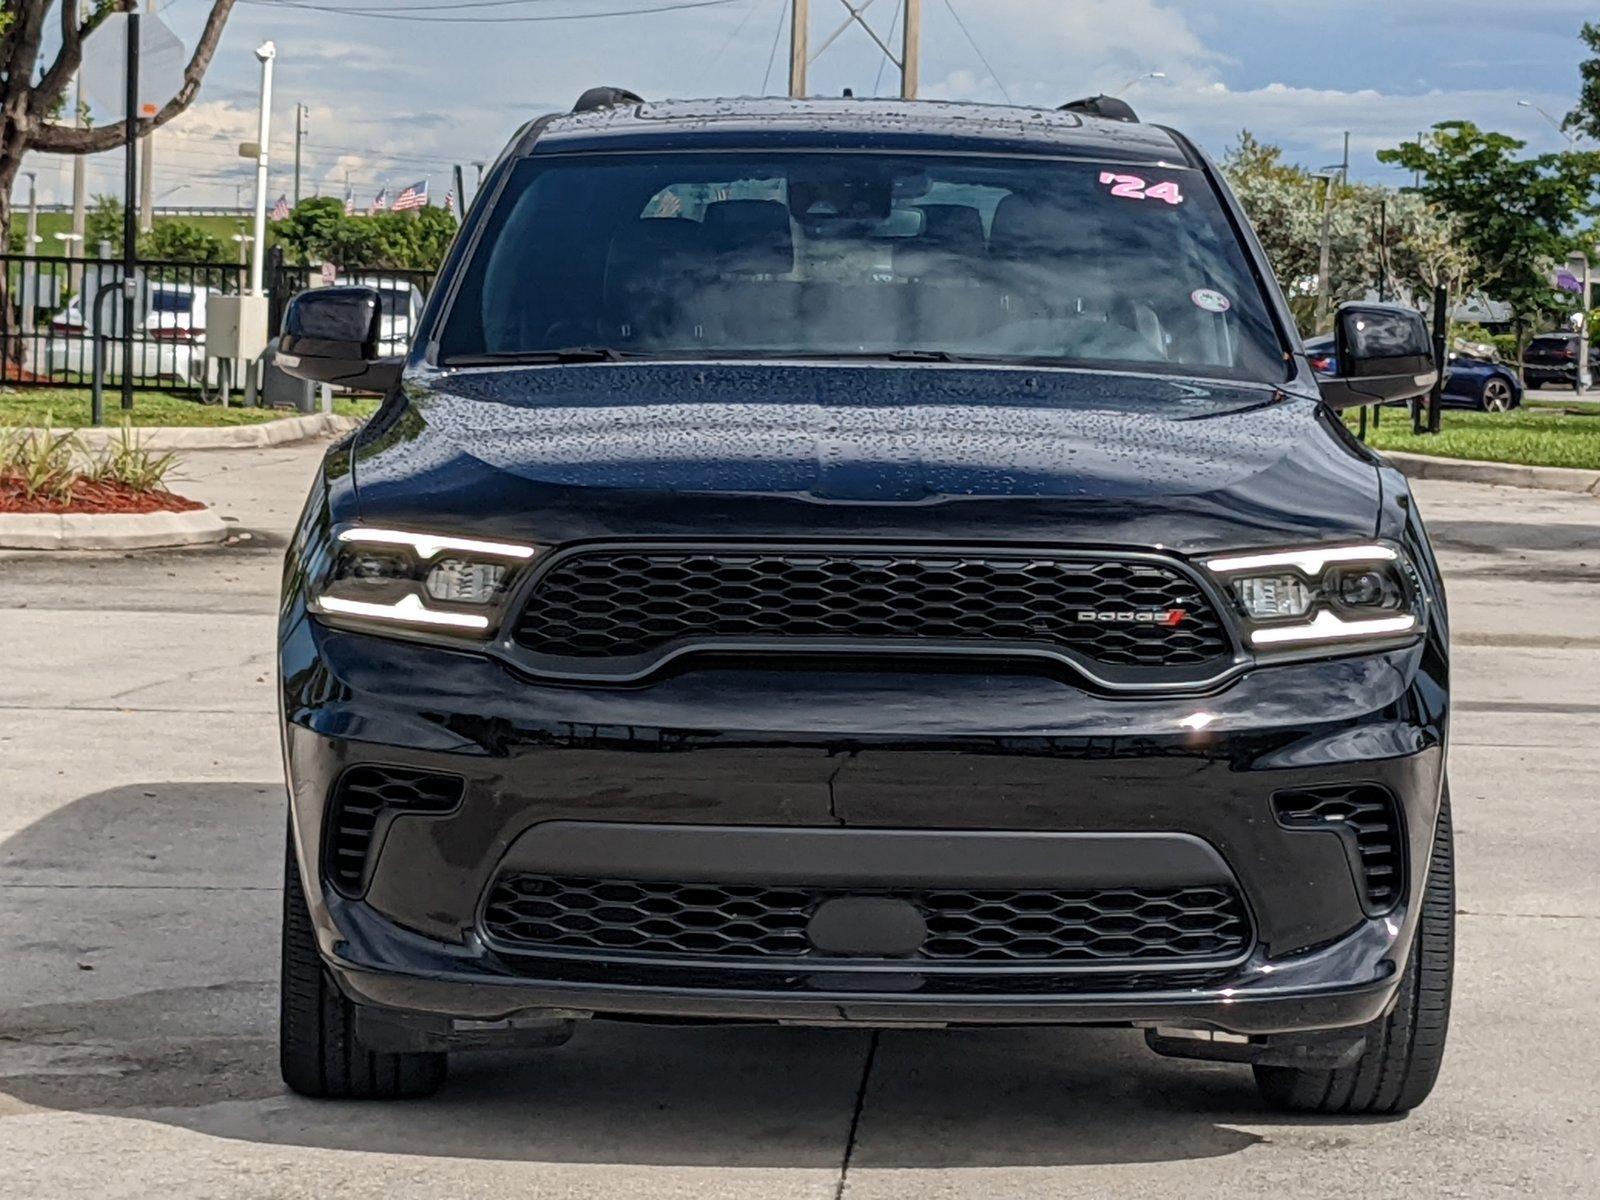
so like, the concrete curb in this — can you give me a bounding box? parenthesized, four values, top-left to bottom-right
(60, 412, 360, 452)
(0, 507, 231, 551)
(1383, 451, 1600, 496)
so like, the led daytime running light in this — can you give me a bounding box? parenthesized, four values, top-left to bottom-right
(338, 527, 538, 561)
(1249, 610, 1417, 647)
(1207, 544, 1398, 576)
(317, 593, 491, 631)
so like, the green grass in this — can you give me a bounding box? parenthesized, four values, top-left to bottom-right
(0, 388, 378, 428)
(1350, 408, 1600, 471)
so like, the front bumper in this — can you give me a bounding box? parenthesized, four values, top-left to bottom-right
(281, 615, 1447, 1036)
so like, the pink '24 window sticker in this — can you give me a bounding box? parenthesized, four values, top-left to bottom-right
(1098, 172, 1185, 205)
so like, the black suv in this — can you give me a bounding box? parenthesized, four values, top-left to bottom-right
(276, 92, 1452, 1114)
(1523, 332, 1598, 390)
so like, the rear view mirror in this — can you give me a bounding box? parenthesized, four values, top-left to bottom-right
(277, 286, 402, 393)
(1317, 303, 1438, 411)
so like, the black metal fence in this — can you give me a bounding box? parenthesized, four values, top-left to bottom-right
(1, 250, 436, 398)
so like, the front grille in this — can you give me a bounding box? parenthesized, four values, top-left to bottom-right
(324, 766, 464, 895)
(1273, 784, 1405, 912)
(482, 875, 1251, 966)
(511, 548, 1230, 674)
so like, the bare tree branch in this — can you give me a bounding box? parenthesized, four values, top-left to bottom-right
(29, 0, 235, 153)
(32, 1, 120, 120)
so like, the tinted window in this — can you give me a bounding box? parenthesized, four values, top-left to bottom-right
(150, 290, 194, 314)
(441, 152, 1287, 383)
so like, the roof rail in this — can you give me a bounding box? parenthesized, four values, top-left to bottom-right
(1058, 94, 1140, 123)
(573, 86, 645, 114)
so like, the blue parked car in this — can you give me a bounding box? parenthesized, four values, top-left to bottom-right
(1306, 335, 1522, 412)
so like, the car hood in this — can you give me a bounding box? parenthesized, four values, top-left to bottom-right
(347, 362, 1381, 556)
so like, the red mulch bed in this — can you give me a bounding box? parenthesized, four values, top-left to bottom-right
(0, 473, 205, 515)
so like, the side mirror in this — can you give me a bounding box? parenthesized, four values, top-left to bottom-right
(1316, 303, 1438, 411)
(277, 286, 402, 392)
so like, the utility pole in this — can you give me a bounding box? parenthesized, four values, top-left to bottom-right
(789, 0, 808, 98)
(1313, 172, 1335, 333)
(1341, 130, 1350, 185)
(900, 0, 921, 99)
(293, 103, 307, 206)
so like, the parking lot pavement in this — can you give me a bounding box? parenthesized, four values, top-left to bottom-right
(2, 442, 1597, 1198)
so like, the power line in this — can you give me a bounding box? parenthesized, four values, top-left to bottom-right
(239, 0, 744, 22)
(692, 0, 765, 92)
(253, 0, 648, 9)
(873, 0, 903, 95)
(761, 0, 788, 94)
(938, 0, 1010, 104)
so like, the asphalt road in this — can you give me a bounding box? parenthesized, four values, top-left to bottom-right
(2, 441, 1597, 1198)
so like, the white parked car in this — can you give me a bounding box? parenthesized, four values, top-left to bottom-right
(44, 281, 216, 384)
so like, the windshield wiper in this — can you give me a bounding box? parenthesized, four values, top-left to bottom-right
(447, 347, 638, 366)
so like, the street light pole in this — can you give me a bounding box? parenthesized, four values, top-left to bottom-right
(23, 172, 38, 338)
(121, 9, 141, 413)
(1518, 99, 1579, 145)
(1110, 71, 1165, 95)
(250, 42, 276, 296)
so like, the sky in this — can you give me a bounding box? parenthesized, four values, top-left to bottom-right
(17, 0, 1598, 210)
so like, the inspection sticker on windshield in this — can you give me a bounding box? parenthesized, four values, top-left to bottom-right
(1098, 172, 1184, 205)
(1191, 288, 1232, 314)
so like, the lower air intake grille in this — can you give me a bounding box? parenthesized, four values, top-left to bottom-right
(1273, 784, 1405, 912)
(324, 766, 464, 895)
(482, 875, 1251, 966)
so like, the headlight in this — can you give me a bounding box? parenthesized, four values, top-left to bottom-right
(311, 527, 543, 636)
(1206, 543, 1423, 651)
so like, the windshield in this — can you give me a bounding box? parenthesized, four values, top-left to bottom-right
(439, 151, 1288, 383)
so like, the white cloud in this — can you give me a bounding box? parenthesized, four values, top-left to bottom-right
(17, 0, 1595, 206)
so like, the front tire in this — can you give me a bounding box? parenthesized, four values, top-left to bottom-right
(1254, 792, 1454, 1115)
(279, 825, 447, 1099)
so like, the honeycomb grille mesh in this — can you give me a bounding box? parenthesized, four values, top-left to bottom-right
(1273, 784, 1405, 911)
(512, 550, 1229, 669)
(324, 766, 464, 894)
(482, 875, 1251, 966)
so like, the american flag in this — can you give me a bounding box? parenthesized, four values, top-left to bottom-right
(392, 179, 429, 212)
(443, 187, 455, 214)
(343, 190, 356, 216)
(270, 194, 291, 222)
(371, 187, 389, 214)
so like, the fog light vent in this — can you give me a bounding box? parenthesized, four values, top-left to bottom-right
(1272, 784, 1405, 913)
(323, 766, 465, 896)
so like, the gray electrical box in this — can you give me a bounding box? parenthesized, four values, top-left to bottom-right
(207, 294, 272, 361)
